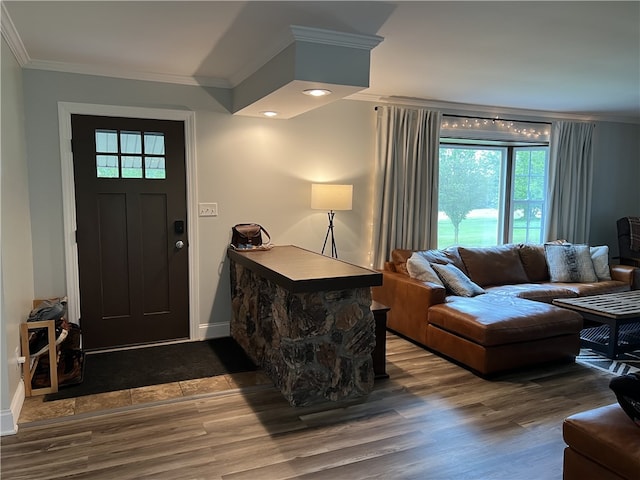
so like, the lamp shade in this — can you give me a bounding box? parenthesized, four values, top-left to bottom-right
(311, 184, 353, 211)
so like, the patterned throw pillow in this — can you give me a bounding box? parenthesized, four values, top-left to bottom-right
(430, 263, 485, 297)
(406, 252, 444, 286)
(544, 244, 598, 283)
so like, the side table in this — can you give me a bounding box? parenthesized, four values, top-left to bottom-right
(371, 301, 390, 379)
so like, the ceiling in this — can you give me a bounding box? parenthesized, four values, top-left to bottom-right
(3, 1, 639, 122)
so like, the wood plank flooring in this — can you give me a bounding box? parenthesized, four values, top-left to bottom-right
(1, 332, 618, 480)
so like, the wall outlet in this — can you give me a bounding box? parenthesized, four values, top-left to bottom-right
(199, 203, 218, 217)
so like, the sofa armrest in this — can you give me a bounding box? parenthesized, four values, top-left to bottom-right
(610, 264, 639, 289)
(372, 270, 446, 342)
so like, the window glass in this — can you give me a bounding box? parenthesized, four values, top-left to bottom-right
(145, 157, 166, 179)
(437, 144, 548, 248)
(94, 130, 166, 180)
(511, 148, 548, 243)
(95, 130, 118, 153)
(438, 146, 503, 247)
(96, 155, 119, 178)
(121, 156, 143, 178)
(144, 133, 165, 155)
(120, 131, 142, 154)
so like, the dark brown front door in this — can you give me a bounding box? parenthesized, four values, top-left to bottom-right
(72, 115, 189, 350)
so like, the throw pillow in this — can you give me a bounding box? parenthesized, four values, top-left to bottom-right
(544, 244, 598, 283)
(590, 245, 611, 281)
(609, 373, 640, 427)
(430, 263, 485, 297)
(406, 252, 444, 286)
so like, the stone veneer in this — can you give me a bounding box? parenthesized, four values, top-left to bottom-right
(230, 261, 375, 406)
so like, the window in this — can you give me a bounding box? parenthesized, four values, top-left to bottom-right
(437, 143, 548, 248)
(95, 130, 166, 179)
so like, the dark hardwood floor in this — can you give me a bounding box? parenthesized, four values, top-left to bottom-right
(1, 332, 617, 480)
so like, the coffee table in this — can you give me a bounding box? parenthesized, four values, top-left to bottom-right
(553, 290, 640, 359)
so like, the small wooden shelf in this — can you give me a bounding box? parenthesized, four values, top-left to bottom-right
(20, 320, 59, 397)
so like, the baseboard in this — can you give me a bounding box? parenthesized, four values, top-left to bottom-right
(198, 322, 230, 340)
(1, 379, 25, 436)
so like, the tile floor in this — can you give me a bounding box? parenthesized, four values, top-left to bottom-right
(19, 370, 272, 424)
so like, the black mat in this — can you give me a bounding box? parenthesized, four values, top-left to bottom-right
(44, 337, 257, 401)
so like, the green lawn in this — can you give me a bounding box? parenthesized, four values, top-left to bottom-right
(437, 217, 542, 248)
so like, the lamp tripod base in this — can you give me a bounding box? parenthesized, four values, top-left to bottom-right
(321, 210, 339, 258)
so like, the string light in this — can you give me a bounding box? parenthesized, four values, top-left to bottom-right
(441, 116, 551, 139)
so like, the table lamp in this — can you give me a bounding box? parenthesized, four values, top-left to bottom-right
(311, 184, 353, 258)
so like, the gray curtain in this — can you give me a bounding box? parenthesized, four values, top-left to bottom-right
(545, 121, 595, 243)
(372, 106, 442, 268)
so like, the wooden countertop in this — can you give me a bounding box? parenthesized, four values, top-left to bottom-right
(227, 245, 382, 293)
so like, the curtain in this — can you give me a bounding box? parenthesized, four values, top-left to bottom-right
(545, 121, 595, 243)
(372, 106, 442, 268)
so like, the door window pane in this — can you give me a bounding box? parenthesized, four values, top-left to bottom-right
(96, 155, 119, 178)
(95, 130, 118, 153)
(145, 157, 166, 179)
(120, 131, 142, 154)
(121, 156, 143, 178)
(144, 133, 165, 155)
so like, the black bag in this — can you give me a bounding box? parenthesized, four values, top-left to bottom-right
(231, 224, 272, 250)
(609, 372, 640, 427)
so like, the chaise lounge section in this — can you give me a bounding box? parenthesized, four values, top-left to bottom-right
(373, 243, 638, 376)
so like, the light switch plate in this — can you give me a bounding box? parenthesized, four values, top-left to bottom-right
(199, 203, 218, 217)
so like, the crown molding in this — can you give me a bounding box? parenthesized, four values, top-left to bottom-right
(23, 59, 230, 88)
(1, 3, 30, 66)
(348, 93, 640, 125)
(289, 25, 384, 50)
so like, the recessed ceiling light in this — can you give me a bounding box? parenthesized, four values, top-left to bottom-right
(302, 89, 332, 97)
(261, 111, 278, 117)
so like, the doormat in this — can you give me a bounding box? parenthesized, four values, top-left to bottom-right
(576, 348, 640, 376)
(44, 337, 257, 401)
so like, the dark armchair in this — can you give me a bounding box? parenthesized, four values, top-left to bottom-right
(617, 216, 640, 268)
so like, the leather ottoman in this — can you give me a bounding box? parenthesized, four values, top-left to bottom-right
(563, 403, 640, 480)
(426, 294, 583, 375)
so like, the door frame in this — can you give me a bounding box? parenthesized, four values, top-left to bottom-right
(57, 102, 199, 342)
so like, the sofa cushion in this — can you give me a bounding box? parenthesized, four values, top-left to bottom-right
(485, 283, 577, 303)
(545, 244, 598, 283)
(406, 252, 444, 286)
(458, 244, 529, 287)
(428, 294, 582, 346)
(558, 280, 630, 297)
(518, 243, 550, 282)
(431, 263, 485, 297)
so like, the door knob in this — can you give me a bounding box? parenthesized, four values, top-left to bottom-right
(175, 240, 185, 250)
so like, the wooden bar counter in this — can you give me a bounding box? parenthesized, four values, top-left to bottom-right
(228, 245, 382, 406)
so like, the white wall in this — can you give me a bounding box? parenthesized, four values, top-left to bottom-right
(1, 37, 34, 434)
(22, 69, 377, 333)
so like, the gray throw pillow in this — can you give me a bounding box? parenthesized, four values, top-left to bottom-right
(544, 244, 598, 283)
(431, 263, 485, 297)
(407, 252, 444, 286)
(590, 245, 611, 281)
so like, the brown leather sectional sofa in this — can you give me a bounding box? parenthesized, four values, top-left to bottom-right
(372, 243, 638, 375)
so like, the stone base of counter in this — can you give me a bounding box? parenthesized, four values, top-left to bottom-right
(230, 260, 375, 406)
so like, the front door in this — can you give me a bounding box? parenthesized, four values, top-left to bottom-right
(72, 115, 189, 350)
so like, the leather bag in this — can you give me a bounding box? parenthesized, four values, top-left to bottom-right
(231, 223, 272, 250)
